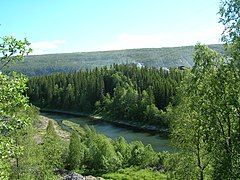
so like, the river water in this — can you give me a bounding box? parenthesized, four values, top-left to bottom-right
(42, 112, 173, 152)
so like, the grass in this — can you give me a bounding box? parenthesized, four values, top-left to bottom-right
(62, 120, 86, 136)
(102, 167, 167, 180)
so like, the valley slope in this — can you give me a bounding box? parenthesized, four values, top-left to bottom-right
(5, 44, 223, 76)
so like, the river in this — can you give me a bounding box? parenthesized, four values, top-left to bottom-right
(42, 112, 173, 152)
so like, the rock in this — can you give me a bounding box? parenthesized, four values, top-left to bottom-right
(85, 175, 96, 180)
(85, 176, 104, 180)
(97, 178, 105, 180)
(60, 170, 104, 180)
(64, 172, 84, 180)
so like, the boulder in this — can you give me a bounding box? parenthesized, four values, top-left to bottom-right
(64, 172, 84, 180)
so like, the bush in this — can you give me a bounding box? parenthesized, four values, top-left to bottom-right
(129, 141, 159, 168)
(83, 127, 122, 173)
(67, 131, 84, 170)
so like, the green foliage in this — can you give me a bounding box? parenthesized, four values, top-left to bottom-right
(28, 64, 182, 128)
(0, 35, 60, 179)
(1, 102, 59, 179)
(114, 137, 132, 167)
(168, 1, 240, 179)
(62, 121, 162, 175)
(9, 119, 58, 179)
(219, 0, 240, 42)
(101, 167, 167, 180)
(0, 72, 29, 131)
(67, 131, 84, 170)
(62, 120, 86, 136)
(163, 152, 198, 180)
(0, 36, 32, 70)
(170, 43, 240, 179)
(46, 120, 55, 135)
(84, 127, 122, 173)
(129, 142, 159, 168)
(42, 120, 65, 170)
(9, 108, 35, 179)
(169, 44, 240, 179)
(99, 73, 168, 127)
(0, 36, 32, 179)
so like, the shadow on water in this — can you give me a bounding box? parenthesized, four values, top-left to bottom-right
(42, 112, 173, 152)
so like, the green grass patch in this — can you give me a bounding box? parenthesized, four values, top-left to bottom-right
(102, 167, 166, 180)
(62, 120, 85, 136)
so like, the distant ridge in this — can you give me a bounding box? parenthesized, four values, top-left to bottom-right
(6, 44, 223, 76)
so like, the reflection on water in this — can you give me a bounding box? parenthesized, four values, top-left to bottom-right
(42, 112, 173, 152)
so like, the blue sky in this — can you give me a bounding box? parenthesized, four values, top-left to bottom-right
(1, 0, 223, 54)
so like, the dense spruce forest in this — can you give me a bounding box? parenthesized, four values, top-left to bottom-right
(28, 64, 183, 128)
(5, 44, 223, 76)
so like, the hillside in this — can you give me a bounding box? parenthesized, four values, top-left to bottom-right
(6, 44, 223, 76)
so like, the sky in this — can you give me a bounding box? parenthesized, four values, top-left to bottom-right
(1, 0, 224, 54)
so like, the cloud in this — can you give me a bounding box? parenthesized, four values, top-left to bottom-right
(29, 25, 224, 54)
(31, 40, 65, 54)
(99, 25, 224, 51)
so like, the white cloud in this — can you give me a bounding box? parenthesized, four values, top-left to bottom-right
(98, 25, 224, 51)
(31, 40, 65, 54)
(29, 25, 224, 54)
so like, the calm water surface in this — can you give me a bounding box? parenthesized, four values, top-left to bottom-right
(42, 112, 173, 152)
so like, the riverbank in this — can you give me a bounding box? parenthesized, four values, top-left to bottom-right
(40, 109, 169, 136)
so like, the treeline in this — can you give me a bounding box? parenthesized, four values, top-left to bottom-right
(27, 64, 183, 127)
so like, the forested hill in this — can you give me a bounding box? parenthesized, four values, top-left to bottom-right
(28, 64, 183, 128)
(6, 44, 223, 76)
